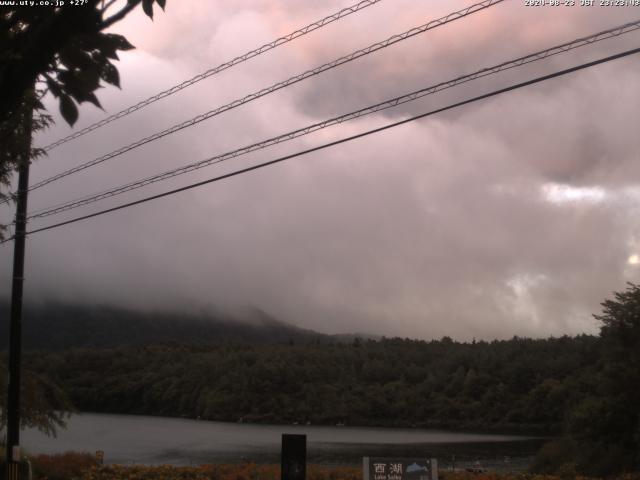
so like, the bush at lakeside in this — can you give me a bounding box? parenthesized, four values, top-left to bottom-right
(21, 455, 640, 480)
(36, 462, 361, 480)
(72, 467, 640, 480)
(30, 452, 100, 480)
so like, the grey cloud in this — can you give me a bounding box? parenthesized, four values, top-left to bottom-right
(2, 0, 639, 341)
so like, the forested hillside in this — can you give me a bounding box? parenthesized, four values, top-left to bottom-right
(21, 335, 599, 433)
(0, 302, 339, 349)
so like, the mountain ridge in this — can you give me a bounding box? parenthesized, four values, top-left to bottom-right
(0, 300, 373, 350)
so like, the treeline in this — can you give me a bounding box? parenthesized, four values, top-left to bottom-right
(22, 335, 599, 433)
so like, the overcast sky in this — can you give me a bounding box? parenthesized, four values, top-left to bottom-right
(2, 0, 640, 340)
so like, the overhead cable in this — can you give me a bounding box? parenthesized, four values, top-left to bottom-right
(27, 19, 640, 220)
(42, 0, 387, 151)
(1, 45, 634, 244)
(24, 0, 504, 196)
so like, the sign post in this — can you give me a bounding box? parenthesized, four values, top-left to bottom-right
(281, 434, 306, 480)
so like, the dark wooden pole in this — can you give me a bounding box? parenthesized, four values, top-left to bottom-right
(281, 434, 306, 480)
(5, 99, 32, 479)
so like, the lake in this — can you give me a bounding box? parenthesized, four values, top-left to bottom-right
(21, 413, 545, 469)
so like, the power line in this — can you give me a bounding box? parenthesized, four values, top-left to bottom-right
(26, 18, 640, 220)
(24, 0, 503, 196)
(41, 0, 386, 152)
(3, 45, 636, 244)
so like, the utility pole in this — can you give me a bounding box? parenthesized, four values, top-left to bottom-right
(5, 94, 33, 480)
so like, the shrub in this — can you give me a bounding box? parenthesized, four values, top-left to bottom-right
(530, 438, 576, 474)
(31, 451, 99, 480)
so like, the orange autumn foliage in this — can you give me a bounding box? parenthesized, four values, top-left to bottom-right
(30, 452, 99, 480)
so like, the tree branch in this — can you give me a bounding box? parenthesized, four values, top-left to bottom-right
(100, 0, 119, 16)
(101, 0, 142, 30)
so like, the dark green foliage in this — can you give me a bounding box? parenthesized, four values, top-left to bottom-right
(17, 334, 600, 433)
(0, 1, 165, 124)
(529, 438, 577, 475)
(532, 283, 640, 476)
(0, 0, 166, 209)
(0, 360, 74, 437)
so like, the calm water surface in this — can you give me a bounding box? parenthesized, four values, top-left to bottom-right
(21, 413, 544, 468)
